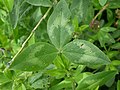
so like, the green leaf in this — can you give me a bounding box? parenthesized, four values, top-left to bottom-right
(98, 0, 107, 6)
(109, 0, 120, 9)
(105, 76, 115, 87)
(74, 72, 92, 83)
(31, 78, 49, 89)
(3, 69, 14, 79)
(46, 69, 66, 79)
(107, 51, 119, 59)
(2, 0, 14, 12)
(107, 9, 113, 22)
(10, 42, 58, 71)
(28, 72, 43, 84)
(76, 71, 117, 90)
(111, 60, 120, 66)
(28, 33, 35, 46)
(92, 0, 101, 9)
(47, 0, 73, 49)
(63, 39, 110, 66)
(32, 7, 42, 24)
(79, 25, 89, 32)
(111, 43, 120, 49)
(10, 0, 19, 29)
(97, 30, 115, 47)
(12, 82, 26, 90)
(70, 0, 91, 23)
(0, 82, 12, 90)
(117, 80, 120, 90)
(26, 0, 52, 7)
(0, 72, 11, 85)
(50, 79, 72, 90)
(100, 27, 116, 32)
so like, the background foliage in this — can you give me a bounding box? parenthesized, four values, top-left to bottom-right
(0, 0, 120, 90)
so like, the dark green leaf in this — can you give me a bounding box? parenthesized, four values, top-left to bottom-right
(107, 9, 113, 22)
(26, 0, 52, 7)
(47, 0, 73, 49)
(76, 71, 117, 90)
(108, 0, 120, 9)
(10, 42, 58, 71)
(63, 40, 110, 66)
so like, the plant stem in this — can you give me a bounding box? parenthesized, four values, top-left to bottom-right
(72, 80, 76, 90)
(90, 3, 109, 26)
(6, 7, 52, 69)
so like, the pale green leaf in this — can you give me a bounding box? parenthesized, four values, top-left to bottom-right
(70, 0, 91, 22)
(10, 42, 58, 71)
(10, 0, 19, 29)
(31, 78, 48, 89)
(32, 7, 42, 24)
(2, 0, 14, 12)
(47, 0, 73, 49)
(63, 40, 110, 66)
(50, 79, 72, 90)
(26, 0, 52, 7)
(100, 27, 116, 32)
(76, 71, 117, 90)
(98, 0, 107, 6)
(28, 33, 35, 46)
(28, 72, 43, 84)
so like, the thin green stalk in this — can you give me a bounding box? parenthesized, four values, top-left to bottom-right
(6, 7, 52, 69)
(72, 80, 76, 90)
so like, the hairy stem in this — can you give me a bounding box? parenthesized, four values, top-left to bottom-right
(6, 7, 52, 69)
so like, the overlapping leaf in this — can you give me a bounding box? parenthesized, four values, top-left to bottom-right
(70, 0, 91, 22)
(63, 40, 110, 66)
(47, 0, 73, 49)
(26, 0, 52, 7)
(10, 42, 58, 71)
(76, 71, 117, 90)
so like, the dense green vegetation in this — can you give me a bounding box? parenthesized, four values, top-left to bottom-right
(0, 0, 120, 90)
